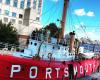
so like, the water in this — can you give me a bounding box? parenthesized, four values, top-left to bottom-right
(77, 72, 100, 80)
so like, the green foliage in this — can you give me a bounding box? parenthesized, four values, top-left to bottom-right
(44, 23, 62, 38)
(0, 20, 19, 45)
(31, 23, 62, 39)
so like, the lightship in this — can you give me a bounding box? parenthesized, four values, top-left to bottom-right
(0, 0, 100, 80)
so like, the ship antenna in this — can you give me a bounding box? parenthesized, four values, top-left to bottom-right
(60, 0, 69, 38)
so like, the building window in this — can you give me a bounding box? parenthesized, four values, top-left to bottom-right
(0, 0, 2, 3)
(19, 14, 23, 18)
(18, 20, 22, 24)
(0, 9, 1, 14)
(33, 0, 36, 9)
(4, 17, 8, 22)
(27, 0, 30, 8)
(4, 10, 9, 16)
(12, 12, 16, 17)
(38, 0, 42, 14)
(11, 19, 16, 24)
(20, 0, 25, 9)
(13, 0, 18, 7)
(36, 17, 40, 21)
(5, 0, 10, 5)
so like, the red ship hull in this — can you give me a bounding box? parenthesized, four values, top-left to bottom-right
(0, 54, 100, 80)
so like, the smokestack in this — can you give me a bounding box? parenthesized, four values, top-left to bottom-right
(69, 31, 75, 53)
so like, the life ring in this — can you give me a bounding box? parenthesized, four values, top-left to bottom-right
(2, 48, 8, 51)
(48, 53, 52, 60)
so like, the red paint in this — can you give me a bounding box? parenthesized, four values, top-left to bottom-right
(0, 54, 99, 80)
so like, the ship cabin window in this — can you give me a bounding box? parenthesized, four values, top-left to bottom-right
(65, 48, 66, 50)
(34, 43, 37, 46)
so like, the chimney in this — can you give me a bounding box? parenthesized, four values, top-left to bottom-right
(69, 31, 75, 53)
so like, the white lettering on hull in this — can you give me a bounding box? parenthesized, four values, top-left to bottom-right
(74, 66, 77, 75)
(85, 64, 88, 72)
(9, 62, 96, 79)
(29, 66, 38, 79)
(46, 68, 52, 79)
(64, 67, 69, 77)
(55, 68, 60, 78)
(10, 65, 21, 78)
(80, 66, 83, 74)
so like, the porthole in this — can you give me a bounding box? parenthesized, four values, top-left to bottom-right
(65, 48, 66, 50)
(58, 46, 60, 49)
(34, 43, 37, 46)
(31, 42, 32, 45)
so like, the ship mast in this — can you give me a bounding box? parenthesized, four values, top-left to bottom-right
(61, 0, 69, 38)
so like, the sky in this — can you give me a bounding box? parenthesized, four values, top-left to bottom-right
(41, 0, 100, 40)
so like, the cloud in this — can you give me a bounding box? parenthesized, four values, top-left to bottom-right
(86, 11, 94, 17)
(74, 22, 85, 29)
(80, 22, 85, 26)
(74, 23, 99, 40)
(86, 31, 98, 40)
(74, 24, 80, 29)
(51, 0, 58, 2)
(77, 30, 100, 40)
(74, 8, 95, 17)
(74, 9, 86, 16)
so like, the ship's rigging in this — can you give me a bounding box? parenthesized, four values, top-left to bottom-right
(0, 0, 100, 80)
(0, 0, 98, 50)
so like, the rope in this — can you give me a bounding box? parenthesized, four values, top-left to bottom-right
(43, 1, 62, 27)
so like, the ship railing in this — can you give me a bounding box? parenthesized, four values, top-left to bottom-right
(31, 32, 69, 46)
(0, 42, 27, 54)
(31, 33, 46, 41)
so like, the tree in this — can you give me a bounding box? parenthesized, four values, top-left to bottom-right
(0, 21, 19, 45)
(31, 23, 62, 41)
(44, 23, 62, 38)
